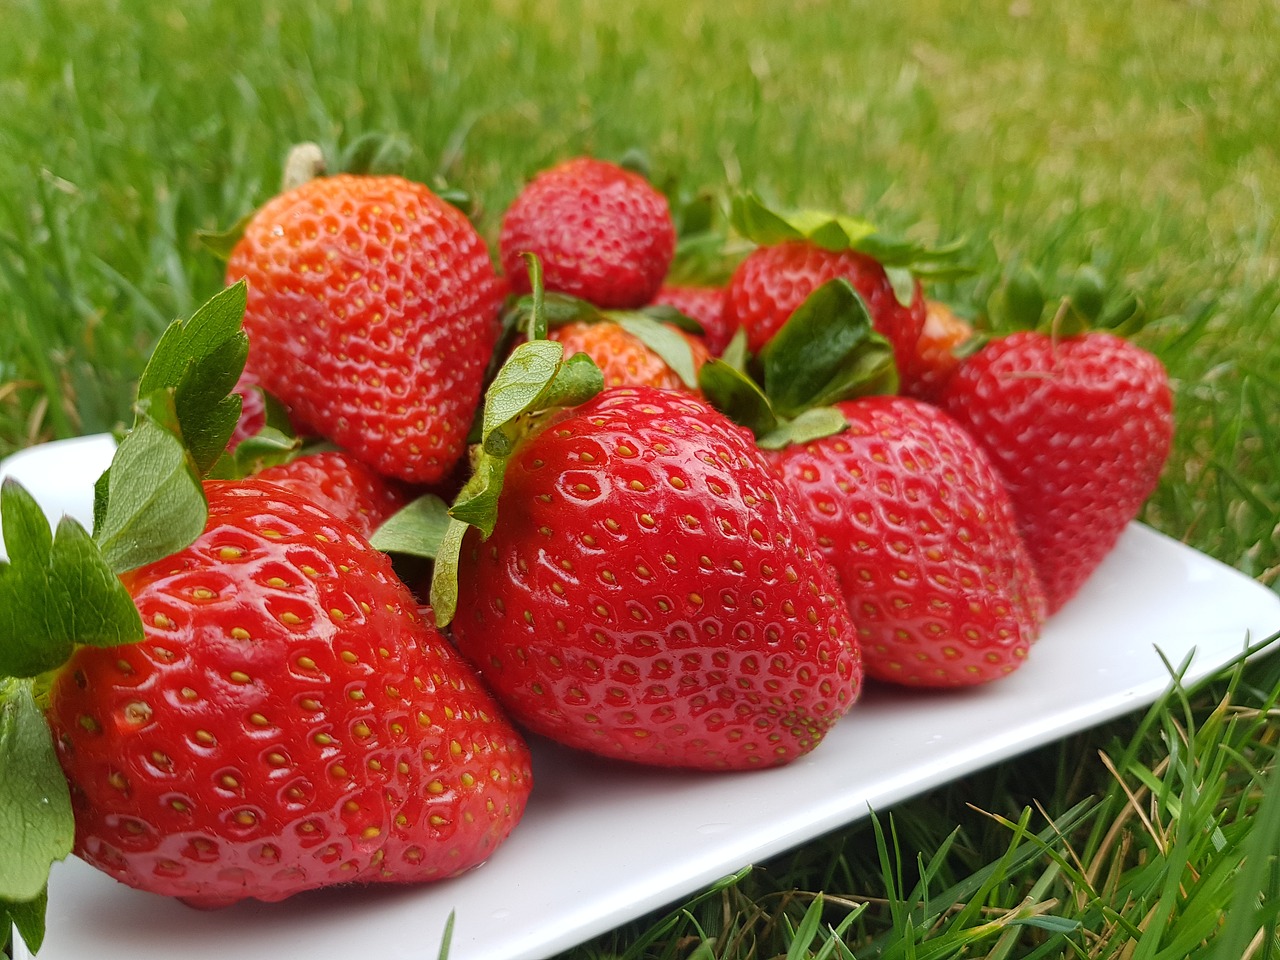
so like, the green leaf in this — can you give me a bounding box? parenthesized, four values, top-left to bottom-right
(480, 341, 602, 457)
(428, 514, 472, 629)
(0, 480, 142, 678)
(369, 494, 452, 560)
(0, 678, 74, 904)
(633, 302, 705, 335)
(612, 313, 700, 389)
(698, 358, 779, 439)
(3, 883, 48, 955)
(135, 280, 250, 476)
(207, 427, 302, 480)
(757, 406, 849, 451)
(93, 411, 207, 575)
(759, 278, 898, 418)
(731, 192, 973, 277)
(137, 280, 248, 398)
(194, 210, 254, 262)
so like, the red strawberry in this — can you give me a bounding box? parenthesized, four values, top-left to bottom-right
(722, 241, 926, 378)
(253, 450, 411, 539)
(450, 386, 862, 771)
(548, 320, 709, 394)
(770, 396, 1046, 687)
(227, 367, 268, 450)
(499, 158, 676, 309)
(651, 283, 734, 355)
(226, 174, 504, 485)
(45, 479, 532, 908)
(901, 298, 973, 403)
(939, 331, 1174, 613)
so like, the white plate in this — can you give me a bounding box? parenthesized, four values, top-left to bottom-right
(6, 435, 1280, 960)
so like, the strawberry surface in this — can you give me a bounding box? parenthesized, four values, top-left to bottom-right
(45, 480, 531, 907)
(451, 386, 862, 770)
(940, 331, 1174, 613)
(253, 450, 411, 540)
(499, 157, 676, 309)
(722, 240, 926, 381)
(548, 320, 708, 393)
(771, 396, 1046, 687)
(226, 175, 504, 484)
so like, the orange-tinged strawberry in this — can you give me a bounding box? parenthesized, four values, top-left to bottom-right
(902, 298, 973, 402)
(548, 320, 708, 394)
(226, 175, 504, 485)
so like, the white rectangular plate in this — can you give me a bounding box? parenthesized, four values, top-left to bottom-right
(6, 435, 1280, 960)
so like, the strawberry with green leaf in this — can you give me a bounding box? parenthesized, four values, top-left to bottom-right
(700, 278, 1046, 687)
(408, 262, 862, 771)
(226, 173, 505, 485)
(0, 284, 530, 955)
(723, 194, 971, 397)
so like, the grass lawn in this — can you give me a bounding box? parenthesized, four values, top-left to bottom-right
(2, 1, 1278, 956)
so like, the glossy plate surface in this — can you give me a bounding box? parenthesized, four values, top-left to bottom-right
(5, 435, 1280, 960)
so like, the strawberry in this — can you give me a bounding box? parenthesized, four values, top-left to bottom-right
(226, 174, 504, 485)
(651, 283, 734, 356)
(723, 240, 927, 381)
(939, 330, 1174, 613)
(769, 396, 1046, 687)
(499, 157, 676, 309)
(900, 298, 973, 403)
(44, 478, 532, 908)
(548, 319, 709, 394)
(445, 386, 862, 771)
(253, 450, 411, 539)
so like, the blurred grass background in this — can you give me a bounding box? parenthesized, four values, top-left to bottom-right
(2, 1, 1278, 956)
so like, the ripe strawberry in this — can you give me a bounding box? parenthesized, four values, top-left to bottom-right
(226, 174, 504, 485)
(227, 367, 268, 450)
(45, 479, 532, 908)
(548, 320, 709, 394)
(901, 298, 973, 403)
(651, 283, 734, 355)
(770, 396, 1046, 687)
(253, 450, 411, 540)
(722, 240, 926, 378)
(499, 158, 676, 309)
(939, 330, 1174, 613)
(450, 386, 862, 771)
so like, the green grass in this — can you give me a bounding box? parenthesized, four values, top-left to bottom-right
(2, 0, 1278, 957)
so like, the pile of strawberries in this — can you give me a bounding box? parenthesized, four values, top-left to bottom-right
(0, 154, 1174, 935)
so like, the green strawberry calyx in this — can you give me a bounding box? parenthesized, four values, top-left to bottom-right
(390, 256, 604, 628)
(730, 192, 974, 307)
(0, 280, 252, 953)
(987, 261, 1149, 339)
(700, 277, 898, 449)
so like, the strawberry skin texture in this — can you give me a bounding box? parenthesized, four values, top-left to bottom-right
(722, 241, 926, 381)
(651, 284, 734, 356)
(548, 320, 709, 393)
(451, 386, 862, 771)
(45, 480, 531, 908)
(226, 175, 504, 485)
(940, 331, 1174, 613)
(771, 397, 1046, 687)
(253, 451, 411, 540)
(500, 158, 676, 309)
